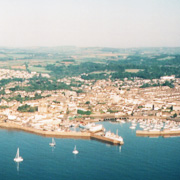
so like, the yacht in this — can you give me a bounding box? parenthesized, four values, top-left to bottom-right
(72, 145, 79, 154)
(170, 127, 180, 131)
(49, 138, 56, 147)
(14, 148, 23, 162)
(89, 124, 103, 132)
(149, 128, 161, 132)
(79, 123, 95, 130)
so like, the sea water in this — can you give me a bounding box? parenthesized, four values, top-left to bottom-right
(0, 122, 180, 180)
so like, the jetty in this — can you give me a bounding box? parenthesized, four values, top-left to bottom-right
(91, 134, 124, 145)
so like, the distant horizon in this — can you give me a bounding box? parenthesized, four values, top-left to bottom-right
(0, 45, 180, 49)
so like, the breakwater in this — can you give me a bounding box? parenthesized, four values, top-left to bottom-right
(136, 129, 180, 137)
(0, 122, 91, 138)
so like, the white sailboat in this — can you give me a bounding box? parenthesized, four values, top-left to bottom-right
(72, 145, 79, 154)
(14, 148, 23, 162)
(49, 138, 56, 147)
(129, 126, 136, 129)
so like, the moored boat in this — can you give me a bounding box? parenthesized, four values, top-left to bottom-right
(89, 124, 103, 132)
(130, 126, 136, 129)
(104, 130, 124, 144)
(148, 128, 161, 132)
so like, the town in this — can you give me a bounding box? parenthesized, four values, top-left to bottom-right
(0, 67, 180, 141)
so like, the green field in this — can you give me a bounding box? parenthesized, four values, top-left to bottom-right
(29, 66, 51, 73)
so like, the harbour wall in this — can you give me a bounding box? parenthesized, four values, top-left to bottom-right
(136, 130, 180, 137)
(0, 122, 123, 145)
(0, 122, 91, 139)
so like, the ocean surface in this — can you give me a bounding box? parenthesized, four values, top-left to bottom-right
(1, 121, 180, 180)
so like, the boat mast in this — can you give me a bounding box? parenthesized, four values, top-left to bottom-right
(16, 148, 19, 158)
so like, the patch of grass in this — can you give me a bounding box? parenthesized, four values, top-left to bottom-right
(29, 66, 51, 73)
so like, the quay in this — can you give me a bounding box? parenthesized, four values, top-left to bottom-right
(0, 122, 124, 145)
(136, 130, 180, 137)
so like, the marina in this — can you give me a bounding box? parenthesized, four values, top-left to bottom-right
(135, 118, 180, 137)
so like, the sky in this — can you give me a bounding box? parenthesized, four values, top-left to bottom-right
(0, 0, 180, 48)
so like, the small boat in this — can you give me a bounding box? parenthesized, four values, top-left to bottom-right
(14, 148, 23, 162)
(49, 138, 56, 147)
(148, 128, 160, 132)
(85, 123, 95, 129)
(89, 124, 103, 132)
(72, 145, 79, 154)
(170, 127, 180, 131)
(130, 126, 136, 129)
(79, 123, 95, 130)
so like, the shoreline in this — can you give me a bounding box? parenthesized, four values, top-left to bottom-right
(0, 122, 124, 145)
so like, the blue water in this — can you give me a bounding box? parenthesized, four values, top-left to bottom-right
(1, 122, 180, 180)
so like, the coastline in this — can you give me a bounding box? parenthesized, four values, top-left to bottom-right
(0, 122, 124, 145)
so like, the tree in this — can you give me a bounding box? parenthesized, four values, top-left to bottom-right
(17, 104, 38, 112)
(85, 101, 90, 105)
(173, 113, 177, 118)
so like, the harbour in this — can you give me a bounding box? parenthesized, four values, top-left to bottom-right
(2, 114, 180, 145)
(1, 121, 180, 180)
